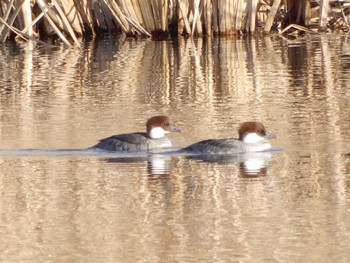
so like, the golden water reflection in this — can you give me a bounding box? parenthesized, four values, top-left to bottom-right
(0, 34, 350, 261)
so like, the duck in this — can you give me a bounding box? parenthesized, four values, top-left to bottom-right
(91, 115, 181, 152)
(181, 121, 275, 155)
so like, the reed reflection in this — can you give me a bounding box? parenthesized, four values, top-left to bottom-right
(1, 34, 347, 109)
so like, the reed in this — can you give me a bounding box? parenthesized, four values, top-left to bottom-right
(319, 0, 330, 31)
(0, 0, 348, 47)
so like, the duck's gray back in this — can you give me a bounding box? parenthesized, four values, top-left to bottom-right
(182, 138, 271, 154)
(92, 132, 172, 152)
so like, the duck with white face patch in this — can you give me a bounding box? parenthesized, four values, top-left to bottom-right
(181, 122, 275, 155)
(91, 116, 181, 152)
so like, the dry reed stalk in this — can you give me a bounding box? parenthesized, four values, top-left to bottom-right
(73, 0, 94, 34)
(37, 0, 64, 29)
(36, 0, 72, 47)
(161, 0, 168, 31)
(22, 0, 33, 37)
(52, 0, 81, 48)
(0, 0, 25, 42)
(245, 0, 259, 33)
(137, 0, 156, 32)
(192, 0, 203, 36)
(235, 0, 245, 30)
(169, 0, 175, 26)
(257, 1, 269, 23)
(178, 0, 191, 35)
(1, 0, 344, 41)
(0, 0, 15, 41)
(105, 0, 149, 35)
(145, 0, 157, 32)
(196, 1, 204, 35)
(232, 0, 238, 30)
(112, 1, 150, 36)
(21, 0, 76, 37)
(204, 0, 212, 36)
(150, 0, 160, 31)
(58, 0, 83, 36)
(151, 0, 162, 31)
(264, 0, 282, 33)
(297, 1, 304, 24)
(218, 0, 225, 33)
(212, 0, 218, 34)
(120, 0, 151, 35)
(191, 0, 200, 35)
(119, 0, 138, 25)
(123, 0, 145, 33)
(102, 0, 129, 32)
(0, 16, 56, 48)
(14, 1, 26, 35)
(0, 2, 3, 16)
(130, 0, 143, 24)
(0, 15, 28, 41)
(125, 14, 152, 36)
(279, 23, 318, 34)
(228, 0, 234, 33)
(319, 0, 330, 31)
(177, 1, 184, 33)
(20, 3, 50, 35)
(144, 0, 158, 32)
(158, 0, 170, 32)
(337, 0, 350, 30)
(304, 0, 311, 26)
(218, 0, 236, 34)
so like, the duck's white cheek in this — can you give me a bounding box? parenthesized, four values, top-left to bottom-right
(243, 133, 265, 143)
(149, 127, 166, 139)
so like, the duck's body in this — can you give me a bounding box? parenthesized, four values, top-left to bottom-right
(181, 122, 275, 155)
(182, 137, 272, 155)
(91, 116, 180, 152)
(93, 132, 173, 151)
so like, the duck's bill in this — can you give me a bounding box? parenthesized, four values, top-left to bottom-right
(170, 126, 181, 132)
(265, 132, 276, 139)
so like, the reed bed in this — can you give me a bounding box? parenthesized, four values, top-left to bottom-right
(0, 0, 349, 47)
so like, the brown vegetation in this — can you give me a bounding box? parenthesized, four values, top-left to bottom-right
(0, 0, 349, 47)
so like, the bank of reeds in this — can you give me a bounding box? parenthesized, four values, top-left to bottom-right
(0, 0, 349, 47)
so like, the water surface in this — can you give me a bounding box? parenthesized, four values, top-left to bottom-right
(1, 34, 350, 262)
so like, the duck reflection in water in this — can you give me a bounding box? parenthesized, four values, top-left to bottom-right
(102, 154, 173, 177)
(185, 151, 274, 177)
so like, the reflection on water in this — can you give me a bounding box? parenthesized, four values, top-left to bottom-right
(103, 154, 174, 176)
(185, 151, 273, 177)
(1, 34, 350, 262)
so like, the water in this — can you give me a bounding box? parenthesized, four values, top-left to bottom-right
(1, 34, 350, 262)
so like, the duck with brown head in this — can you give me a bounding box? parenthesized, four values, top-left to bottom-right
(91, 116, 181, 152)
(181, 121, 275, 155)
